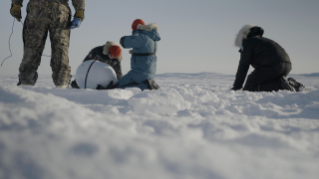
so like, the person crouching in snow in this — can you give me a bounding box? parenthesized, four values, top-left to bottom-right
(231, 25, 296, 92)
(71, 41, 123, 89)
(99, 19, 161, 91)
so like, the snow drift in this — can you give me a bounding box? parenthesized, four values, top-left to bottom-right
(0, 73, 318, 179)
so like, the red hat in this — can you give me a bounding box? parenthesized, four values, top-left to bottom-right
(109, 45, 122, 58)
(132, 19, 145, 31)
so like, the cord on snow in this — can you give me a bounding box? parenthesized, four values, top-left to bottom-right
(1, 18, 51, 67)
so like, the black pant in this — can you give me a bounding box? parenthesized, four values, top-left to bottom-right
(243, 62, 292, 92)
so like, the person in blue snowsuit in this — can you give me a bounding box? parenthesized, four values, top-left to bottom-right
(97, 19, 161, 91)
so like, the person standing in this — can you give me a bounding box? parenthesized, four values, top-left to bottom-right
(10, 0, 85, 88)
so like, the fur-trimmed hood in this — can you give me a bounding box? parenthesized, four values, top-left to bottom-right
(235, 24, 255, 48)
(103, 41, 123, 62)
(137, 23, 159, 32)
(134, 23, 161, 42)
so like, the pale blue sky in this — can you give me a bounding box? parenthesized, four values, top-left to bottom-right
(0, 0, 318, 77)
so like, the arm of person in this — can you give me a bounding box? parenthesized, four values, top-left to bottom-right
(11, 0, 23, 21)
(83, 47, 100, 62)
(11, 0, 23, 6)
(114, 62, 123, 80)
(232, 44, 253, 90)
(72, 0, 85, 21)
(120, 35, 144, 49)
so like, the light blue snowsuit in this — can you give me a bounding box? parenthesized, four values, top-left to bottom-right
(118, 29, 161, 90)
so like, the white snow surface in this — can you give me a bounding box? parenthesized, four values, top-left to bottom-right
(0, 73, 319, 179)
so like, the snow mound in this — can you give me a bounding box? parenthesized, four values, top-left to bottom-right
(0, 73, 319, 179)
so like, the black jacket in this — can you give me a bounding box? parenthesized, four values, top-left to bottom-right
(83, 46, 122, 79)
(70, 46, 123, 89)
(233, 27, 291, 89)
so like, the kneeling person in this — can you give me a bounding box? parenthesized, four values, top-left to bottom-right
(232, 25, 295, 92)
(100, 19, 161, 91)
(71, 41, 123, 88)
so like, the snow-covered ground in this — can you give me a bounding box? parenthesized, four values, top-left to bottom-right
(0, 73, 319, 179)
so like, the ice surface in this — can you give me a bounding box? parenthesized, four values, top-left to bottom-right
(0, 73, 318, 179)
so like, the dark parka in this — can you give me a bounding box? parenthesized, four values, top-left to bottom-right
(233, 27, 292, 91)
(82, 46, 122, 79)
(70, 46, 122, 88)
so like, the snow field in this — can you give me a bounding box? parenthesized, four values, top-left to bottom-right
(0, 73, 318, 179)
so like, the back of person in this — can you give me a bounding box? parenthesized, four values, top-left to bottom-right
(11, 0, 85, 88)
(244, 37, 291, 68)
(232, 25, 295, 92)
(128, 29, 159, 83)
(71, 41, 122, 89)
(117, 19, 161, 90)
(83, 45, 123, 80)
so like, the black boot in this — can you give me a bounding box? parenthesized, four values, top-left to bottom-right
(144, 80, 160, 90)
(279, 76, 295, 92)
(17, 72, 38, 86)
(287, 77, 306, 92)
(17, 75, 21, 86)
(70, 80, 80, 89)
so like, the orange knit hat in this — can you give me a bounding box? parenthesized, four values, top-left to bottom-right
(109, 46, 122, 58)
(132, 19, 145, 31)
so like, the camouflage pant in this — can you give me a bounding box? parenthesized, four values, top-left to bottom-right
(19, 0, 71, 86)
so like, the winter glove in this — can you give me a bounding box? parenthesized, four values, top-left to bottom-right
(120, 36, 126, 48)
(10, 4, 22, 22)
(74, 10, 84, 22)
(70, 18, 81, 29)
(96, 84, 106, 90)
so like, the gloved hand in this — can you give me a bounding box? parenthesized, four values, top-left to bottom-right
(96, 84, 108, 90)
(10, 4, 22, 22)
(70, 18, 81, 29)
(74, 10, 84, 22)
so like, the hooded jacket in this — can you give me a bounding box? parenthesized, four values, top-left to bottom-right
(118, 23, 161, 87)
(83, 42, 123, 79)
(233, 26, 291, 89)
(70, 42, 123, 89)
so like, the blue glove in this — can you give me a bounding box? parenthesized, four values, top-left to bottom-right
(70, 18, 81, 29)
